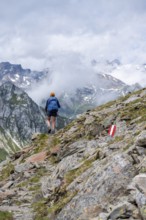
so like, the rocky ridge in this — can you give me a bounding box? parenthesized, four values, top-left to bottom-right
(0, 62, 49, 89)
(0, 87, 146, 219)
(0, 82, 48, 161)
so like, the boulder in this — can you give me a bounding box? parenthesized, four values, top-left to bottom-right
(15, 162, 35, 173)
(25, 151, 47, 163)
(108, 202, 139, 220)
(56, 153, 137, 220)
(128, 174, 146, 220)
(136, 131, 146, 147)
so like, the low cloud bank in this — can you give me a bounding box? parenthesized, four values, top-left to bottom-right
(27, 52, 145, 106)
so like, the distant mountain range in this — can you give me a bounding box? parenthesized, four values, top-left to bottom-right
(59, 73, 141, 118)
(0, 61, 142, 118)
(0, 62, 49, 89)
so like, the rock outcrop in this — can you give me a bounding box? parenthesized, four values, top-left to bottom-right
(0, 61, 48, 89)
(0, 82, 48, 160)
(0, 87, 146, 219)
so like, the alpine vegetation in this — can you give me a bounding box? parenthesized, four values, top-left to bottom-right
(0, 87, 146, 219)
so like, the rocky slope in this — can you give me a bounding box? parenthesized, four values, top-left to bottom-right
(0, 82, 48, 161)
(0, 87, 146, 220)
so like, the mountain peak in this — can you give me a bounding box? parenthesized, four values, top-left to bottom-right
(0, 62, 44, 89)
(0, 61, 22, 71)
(0, 82, 48, 161)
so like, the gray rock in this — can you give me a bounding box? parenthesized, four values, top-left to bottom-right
(136, 131, 146, 147)
(41, 176, 62, 198)
(102, 114, 116, 128)
(108, 202, 138, 220)
(58, 140, 88, 158)
(128, 174, 146, 220)
(31, 133, 40, 141)
(15, 162, 35, 173)
(56, 153, 137, 220)
(56, 195, 103, 220)
(135, 146, 146, 157)
(0, 82, 48, 160)
(65, 126, 79, 136)
(124, 96, 140, 104)
(2, 181, 14, 190)
(140, 90, 146, 97)
(97, 213, 108, 220)
(84, 116, 95, 125)
(0, 205, 34, 220)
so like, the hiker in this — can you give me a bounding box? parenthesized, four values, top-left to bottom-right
(45, 92, 61, 134)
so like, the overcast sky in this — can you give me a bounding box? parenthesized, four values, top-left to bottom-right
(0, 0, 146, 87)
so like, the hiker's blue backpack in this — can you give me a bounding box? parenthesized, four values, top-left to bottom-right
(47, 97, 59, 111)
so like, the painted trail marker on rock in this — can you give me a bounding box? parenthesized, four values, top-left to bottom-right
(108, 125, 116, 137)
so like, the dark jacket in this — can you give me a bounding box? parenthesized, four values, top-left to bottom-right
(45, 97, 61, 112)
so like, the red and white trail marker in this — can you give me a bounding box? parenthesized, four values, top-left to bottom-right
(108, 125, 116, 137)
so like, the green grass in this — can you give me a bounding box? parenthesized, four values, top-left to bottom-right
(97, 99, 117, 111)
(0, 163, 14, 181)
(33, 134, 49, 154)
(0, 211, 13, 220)
(28, 184, 41, 191)
(47, 191, 77, 215)
(108, 135, 125, 145)
(32, 198, 49, 220)
(64, 157, 95, 186)
(121, 104, 146, 124)
(33, 191, 77, 220)
(140, 167, 146, 173)
(0, 148, 8, 162)
(123, 138, 135, 151)
(17, 167, 47, 189)
(49, 137, 60, 148)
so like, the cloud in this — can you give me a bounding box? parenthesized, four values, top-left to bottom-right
(110, 64, 146, 86)
(27, 52, 96, 104)
(0, 0, 146, 89)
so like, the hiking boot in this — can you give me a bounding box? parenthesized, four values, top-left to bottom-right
(51, 129, 55, 134)
(48, 128, 51, 134)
